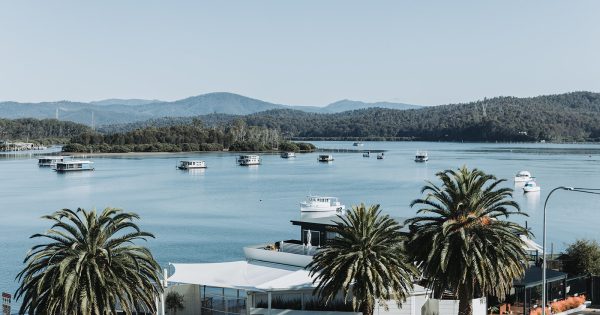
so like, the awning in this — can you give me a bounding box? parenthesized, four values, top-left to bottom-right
(520, 235, 544, 254)
(168, 261, 316, 292)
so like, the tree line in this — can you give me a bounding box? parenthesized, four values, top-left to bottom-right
(0, 118, 90, 144)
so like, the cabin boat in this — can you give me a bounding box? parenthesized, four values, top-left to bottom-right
(54, 160, 94, 172)
(280, 152, 295, 158)
(318, 154, 334, 162)
(237, 155, 261, 166)
(363, 151, 370, 157)
(353, 142, 364, 147)
(178, 160, 206, 170)
(377, 153, 384, 159)
(300, 196, 345, 213)
(415, 151, 429, 162)
(38, 156, 65, 167)
(523, 180, 541, 193)
(514, 171, 533, 182)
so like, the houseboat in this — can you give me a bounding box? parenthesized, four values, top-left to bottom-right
(353, 142, 364, 147)
(300, 196, 345, 213)
(318, 154, 334, 162)
(514, 170, 533, 182)
(523, 180, 541, 193)
(38, 156, 65, 167)
(415, 151, 429, 162)
(377, 153, 384, 159)
(280, 152, 295, 158)
(178, 160, 206, 170)
(54, 160, 94, 172)
(237, 155, 261, 166)
(363, 151, 370, 157)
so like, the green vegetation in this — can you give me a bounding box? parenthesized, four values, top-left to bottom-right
(166, 291, 185, 315)
(0, 118, 90, 144)
(16, 208, 162, 314)
(562, 239, 600, 276)
(63, 119, 316, 153)
(405, 166, 529, 315)
(308, 204, 417, 315)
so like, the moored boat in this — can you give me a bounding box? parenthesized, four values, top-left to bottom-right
(377, 153, 384, 159)
(514, 171, 533, 182)
(523, 180, 541, 193)
(38, 156, 65, 167)
(353, 142, 364, 147)
(237, 155, 261, 166)
(318, 154, 334, 162)
(363, 151, 370, 158)
(178, 160, 206, 170)
(281, 152, 296, 158)
(415, 151, 428, 162)
(54, 160, 94, 172)
(300, 196, 345, 213)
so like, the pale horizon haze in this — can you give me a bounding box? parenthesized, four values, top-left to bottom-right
(0, 1, 599, 106)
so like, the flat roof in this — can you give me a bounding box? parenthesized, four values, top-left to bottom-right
(513, 266, 567, 288)
(291, 215, 410, 231)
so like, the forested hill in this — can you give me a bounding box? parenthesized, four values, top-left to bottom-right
(0, 118, 91, 143)
(241, 91, 600, 142)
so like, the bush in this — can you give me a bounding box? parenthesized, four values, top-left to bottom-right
(278, 141, 299, 152)
(563, 239, 600, 275)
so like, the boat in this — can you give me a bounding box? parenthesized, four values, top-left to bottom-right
(415, 151, 429, 162)
(514, 171, 533, 182)
(523, 180, 541, 193)
(281, 152, 296, 158)
(300, 196, 346, 213)
(353, 142, 364, 147)
(237, 155, 261, 166)
(38, 156, 65, 167)
(377, 153, 384, 159)
(318, 154, 334, 162)
(362, 151, 370, 158)
(54, 160, 94, 172)
(178, 160, 206, 170)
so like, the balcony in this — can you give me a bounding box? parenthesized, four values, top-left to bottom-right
(243, 240, 319, 267)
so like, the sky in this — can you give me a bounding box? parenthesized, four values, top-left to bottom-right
(0, 1, 599, 106)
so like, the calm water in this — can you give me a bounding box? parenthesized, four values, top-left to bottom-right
(2, 141, 600, 309)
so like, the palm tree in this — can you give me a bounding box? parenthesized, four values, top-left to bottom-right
(308, 204, 417, 315)
(15, 207, 163, 314)
(166, 291, 185, 315)
(405, 166, 529, 315)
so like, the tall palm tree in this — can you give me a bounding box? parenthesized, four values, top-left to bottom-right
(405, 166, 529, 315)
(16, 207, 163, 314)
(308, 204, 417, 315)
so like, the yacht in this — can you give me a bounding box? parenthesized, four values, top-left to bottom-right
(318, 154, 334, 162)
(523, 180, 541, 193)
(300, 196, 346, 213)
(178, 160, 206, 170)
(238, 155, 261, 166)
(362, 151, 370, 158)
(54, 160, 94, 172)
(415, 151, 429, 162)
(281, 152, 295, 158)
(514, 171, 533, 182)
(377, 153, 384, 160)
(38, 156, 65, 167)
(353, 142, 364, 147)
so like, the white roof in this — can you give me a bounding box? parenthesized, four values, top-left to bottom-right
(517, 171, 531, 176)
(59, 160, 93, 164)
(520, 234, 543, 254)
(168, 261, 316, 292)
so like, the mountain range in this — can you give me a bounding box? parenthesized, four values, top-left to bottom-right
(0, 92, 420, 126)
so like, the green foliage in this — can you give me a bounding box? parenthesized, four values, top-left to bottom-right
(166, 291, 185, 314)
(0, 118, 90, 142)
(308, 204, 417, 315)
(405, 166, 529, 315)
(562, 239, 600, 276)
(278, 141, 300, 152)
(15, 207, 162, 314)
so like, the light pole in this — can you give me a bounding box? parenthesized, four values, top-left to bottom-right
(541, 186, 600, 315)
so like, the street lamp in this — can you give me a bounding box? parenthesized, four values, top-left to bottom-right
(541, 186, 600, 315)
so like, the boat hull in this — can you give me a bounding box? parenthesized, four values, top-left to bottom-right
(178, 166, 207, 170)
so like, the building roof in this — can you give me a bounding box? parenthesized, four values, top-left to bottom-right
(513, 266, 567, 288)
(291, 215, 409, 231)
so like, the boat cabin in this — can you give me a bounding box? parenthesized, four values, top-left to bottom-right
(178, 160, 206, 170)
(38, 156, 65, 166)
(280, 152, 295, 158)
(237, 155, 261, 166)
(318, 154, 334, 162)
(54, 160, 94, 172)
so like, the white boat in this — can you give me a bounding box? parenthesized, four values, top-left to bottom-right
(54, 160, 94, 172)
(353, 142, 364, 147)
(377, 153, 384, 160)
(523, 181, 541, 193)
(178, 160, 206, 170)
(238, 155, 261, 166)
(415, 151, 428, 162)
(318, 154, 334, 162)
(300, 196, 346, 213)
(514, 171, 533, 182)
(363, 151, 370, 158)
(38, 156, 65, 167)
(281, 152, 295, 158)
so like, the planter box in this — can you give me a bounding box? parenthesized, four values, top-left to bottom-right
(553, 303, 586, 315)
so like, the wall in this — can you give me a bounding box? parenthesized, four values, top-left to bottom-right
(421, 298, 487, 315)
(165, 284, 201, 315)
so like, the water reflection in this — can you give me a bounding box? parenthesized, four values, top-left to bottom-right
(523, 191, 541, 210)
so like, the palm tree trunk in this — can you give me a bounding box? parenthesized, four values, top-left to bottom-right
(458, 284, 474, 315)
(360, 300, 374, 315)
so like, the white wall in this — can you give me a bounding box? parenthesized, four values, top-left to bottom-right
(421, 298, 486, 315)
(164, 284, 201, 315)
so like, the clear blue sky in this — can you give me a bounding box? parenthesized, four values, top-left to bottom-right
(0, 1, 599, 106)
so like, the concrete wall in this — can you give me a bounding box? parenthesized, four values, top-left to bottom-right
(421, 298, 486, 315)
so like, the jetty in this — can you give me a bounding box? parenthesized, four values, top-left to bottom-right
(0, 141, 47, 152)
